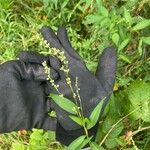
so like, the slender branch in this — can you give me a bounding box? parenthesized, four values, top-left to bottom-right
(132, 126, 150, 136)
(99, 106, 141, 146)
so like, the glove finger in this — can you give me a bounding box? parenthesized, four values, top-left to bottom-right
(95, 47, 117, 94)
(57, 26, 83, 62)
(18, 51, 48, 64)
(18, 51, 61, 71)
(48, 56, 61, 71)
(40, 26, 63, 50)
(6, 61, 59, 81)
(23, 64, 59, 81)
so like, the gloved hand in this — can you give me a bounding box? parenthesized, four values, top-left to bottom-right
(19, 26, 117, 146)
(0, 53, 60, 133)
(40, 26, 117, 145)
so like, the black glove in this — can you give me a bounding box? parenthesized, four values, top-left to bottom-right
(18, 26, 117, 145)
(40, 26, 117, 145)
(0, 53, 60, 133)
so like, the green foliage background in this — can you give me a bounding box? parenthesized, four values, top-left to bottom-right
(0, 0, 150, 149)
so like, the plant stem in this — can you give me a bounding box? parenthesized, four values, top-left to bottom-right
(99, 106, 141, 146)
(132, 126, 150, 136)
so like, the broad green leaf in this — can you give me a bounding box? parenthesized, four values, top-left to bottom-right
(69, 115, 83, 126)
(87, 98, 104, 129)
(118, 38, 130, 51)
(142, 36, 150, 45)
(119, 54, 131, 63)
(91, 142, 105, 150)
(124, 7, 132, 24)
(85, 15, 104, 24)
(49, 93, 77, 114)
(132, 19, 150, 31)
(109, 125, 124, 138)
(111, 33, 119, 46)
(127, 80, 150, 122)
(105, 138, 118, 149)
(115, 138, 126, 147)
(100, 95, 124, 136)
(68, 135, 86, 150)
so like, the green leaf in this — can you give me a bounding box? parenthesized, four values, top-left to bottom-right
(68, 135, 86, 150)
(68, 136, 93, 150)
(105, 138, 118, 149)
(48, 110, 56, 118)
(127, 80, 150, 122)
(123, 7, 132, 24)
(0, 0, 11, 10)
(69, 115, 83, 126)
(119, 54, 131, 63)
(49, 93, 77, 114)
(85, 15, 103, 24)
(109, 125, 124, 138)
(132, 19, 150, 31)
(100, 6, 109, 17)
(96, 0, 108, 17)
(118, 38, 130, 51)
(142, 36, 150, 45)
(87, 98, 104, 129)
(111, 33, 119, 46)
(100, 18, 110, 27)
(80, 136, 93, 149)
(11, 142, 26, 150)
(83, 0, 93, 11)
(115, 138, 126, 147)
(29, 129, 52, 149)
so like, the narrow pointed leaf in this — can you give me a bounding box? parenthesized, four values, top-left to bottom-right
(118, 38, 130, 51)
(81, 136, 93, 148)
(112, 33, 119, 46)
(68, 135, 86, 150)
(119, 54, 131, 64)
(49, 93, 77, 114)
(142, 36, 150, 45)
(87, 98, 105, 129)
(124, 7, 132, 24)
(132, 19, 150, 31)
(69, 115, 83, 126)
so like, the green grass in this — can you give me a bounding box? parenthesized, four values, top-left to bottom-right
(0, 0, 150, 149)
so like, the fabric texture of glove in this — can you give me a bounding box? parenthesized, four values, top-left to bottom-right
(0, 54, 60, 133)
